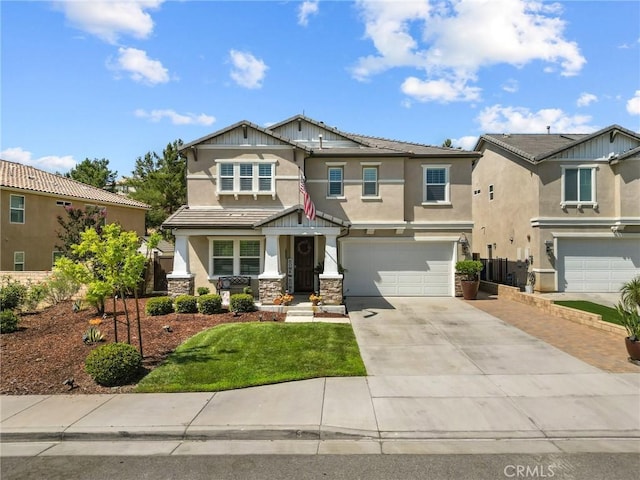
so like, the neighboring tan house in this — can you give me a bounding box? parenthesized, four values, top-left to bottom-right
(472, 125, 640, 293)
(0, 159, 149, 272)
(163, 115, 480, 304)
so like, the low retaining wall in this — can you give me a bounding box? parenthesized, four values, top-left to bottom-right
(0, 271, 51, 285)
(480, 281, 626, 336)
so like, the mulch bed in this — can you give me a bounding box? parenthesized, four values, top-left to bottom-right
(0, 297, 287, 395)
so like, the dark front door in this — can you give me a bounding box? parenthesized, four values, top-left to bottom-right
(294, 237, 314, 292)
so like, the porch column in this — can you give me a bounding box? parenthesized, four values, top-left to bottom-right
(167, 232, 194, 296)
(319, 233, 343, 304)
(259, 233, 285, 304)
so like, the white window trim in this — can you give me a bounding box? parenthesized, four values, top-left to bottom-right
(215, 161, 276, 199)
(208, 237, 264, 279)
(56, 200, 72, 207)
(327, 166, 344, 198)
(421, 164, 451, 205)
(560, 165, 598, 209)
(362, 166, 379, 198)
(14, 251, 24, 271)
(10, 194, 25, 224)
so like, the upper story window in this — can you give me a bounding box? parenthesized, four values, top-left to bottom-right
(10, 195, 25, 223)
(56, 200, 72, 207)
(362, 167, 378, 197)
(489, 184, 494, 201)
(216, 162, 275, 198)
(422, 165, 450, 204)
(211, 239, 262, 277)
(562, 166, 596, 207)
(328, 167, 344, 197)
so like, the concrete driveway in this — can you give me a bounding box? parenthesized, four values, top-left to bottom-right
(346, 297, 640, 440)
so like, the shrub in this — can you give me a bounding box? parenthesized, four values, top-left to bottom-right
(85, 342, 142, 387)
(230, 293, 255, 313)
(83, 326, 105, 344)
(0, 278, 27, 311)
(145, 296, 174, 316)
(44, 270, 81, 304)
(198, 294, 223, 315)
(243, 286, 253, 296)
(455, 260, 484, 281)
(24, 281, 47, 311)
(0, 310, 19, 334)
(196, 287, 210, 296)
(175, 295, 198, 314)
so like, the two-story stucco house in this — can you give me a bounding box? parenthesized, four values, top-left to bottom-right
(0, 159, 149, 272)
(163, 115, 480, 304)
(472, 125, 640, 293)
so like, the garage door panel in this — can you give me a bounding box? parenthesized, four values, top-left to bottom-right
(343, 241, 453, 297)
(558, 238, 640, 293)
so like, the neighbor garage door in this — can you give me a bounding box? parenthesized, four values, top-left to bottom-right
(342, 240, 453, 296)
(557, 238, 640, 292)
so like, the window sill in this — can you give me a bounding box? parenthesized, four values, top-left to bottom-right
(217, 191, 276, 200)
(421, 201, 452, 206)
(326, 196, 346, 200)
(560, 202, 598, 209)
(361, 196, 382, 201)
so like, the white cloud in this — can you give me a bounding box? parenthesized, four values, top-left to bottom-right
(576, 92, 597, 107)
(55, 0, 163, 44)
(1, 147, 76, 172)
(502, 79, 519, 93)
(134, 109, 215, 126)
(353, 0, 585, 102)
(111, 47, 169, 85)
(452, 136, 479, 150)
(298, 1, 319, 26)
(626, 90, 640, 115)
(477, 105, 597, 133)
(229, 50, 268, 89)
(401, 76, 481, 103)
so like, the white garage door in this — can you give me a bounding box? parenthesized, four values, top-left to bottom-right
(342, 241, 453, 296)
(557, 238, 640, 292)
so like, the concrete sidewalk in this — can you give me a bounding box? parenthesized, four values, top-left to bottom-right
(1, 297, 639, 456)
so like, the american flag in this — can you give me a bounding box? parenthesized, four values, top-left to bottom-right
(299, 172, 316, 221)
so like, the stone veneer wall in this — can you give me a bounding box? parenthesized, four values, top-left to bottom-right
(167, 277, 194, 297)
(259, 277, 285, 304)
(320, 277, 343, 305)
(454, 273, 464, 297)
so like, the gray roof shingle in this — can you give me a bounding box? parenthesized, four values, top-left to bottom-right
(0, 160, 149, 209)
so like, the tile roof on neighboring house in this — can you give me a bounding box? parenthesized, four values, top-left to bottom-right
(477, 124, 640, 163)
(0, 159, 149, 209)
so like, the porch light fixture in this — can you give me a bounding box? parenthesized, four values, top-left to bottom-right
(458, 233, 470, 255)
(545, 240, 554, 256)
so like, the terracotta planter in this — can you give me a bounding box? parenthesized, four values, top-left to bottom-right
(460, 280, 480, 300)
(625, 337, 640, 361)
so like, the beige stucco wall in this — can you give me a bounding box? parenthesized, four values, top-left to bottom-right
(472, 146, 538, 261)
(614, 159, 640, 218)
(0, 189, 146, 271)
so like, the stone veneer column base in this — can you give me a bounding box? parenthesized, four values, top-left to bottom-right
(454, 273, 463, 297)
(167, 275, 194, 297)
(319, 275, 343, 305)
(259, 277, 285, 304)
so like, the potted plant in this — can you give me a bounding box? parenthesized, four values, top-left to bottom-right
(455, 260, 484, 300)
(309, 293, 322, 306)
(524, 271, 536, 294)
(618, 276, 640, 361)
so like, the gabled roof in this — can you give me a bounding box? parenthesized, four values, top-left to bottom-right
(179, 119, 312, 152)
(0, 159, 149, 209)
(253, 204, 350, 227)
(182, 114, 479, 158)
(476, 124, 640, 163)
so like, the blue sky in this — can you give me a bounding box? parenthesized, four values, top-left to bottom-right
(2, 0, 639, 177)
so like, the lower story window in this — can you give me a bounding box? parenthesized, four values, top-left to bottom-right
(14, 251, 24, 271)
(211, 239, 262, 276)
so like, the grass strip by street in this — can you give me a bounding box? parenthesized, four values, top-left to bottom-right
(554, 300, 623, 326)
(136, 322, 366, 393)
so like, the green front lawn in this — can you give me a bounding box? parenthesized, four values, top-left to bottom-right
(554, 300, 622, 326)
(136, 322, 367, 393)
